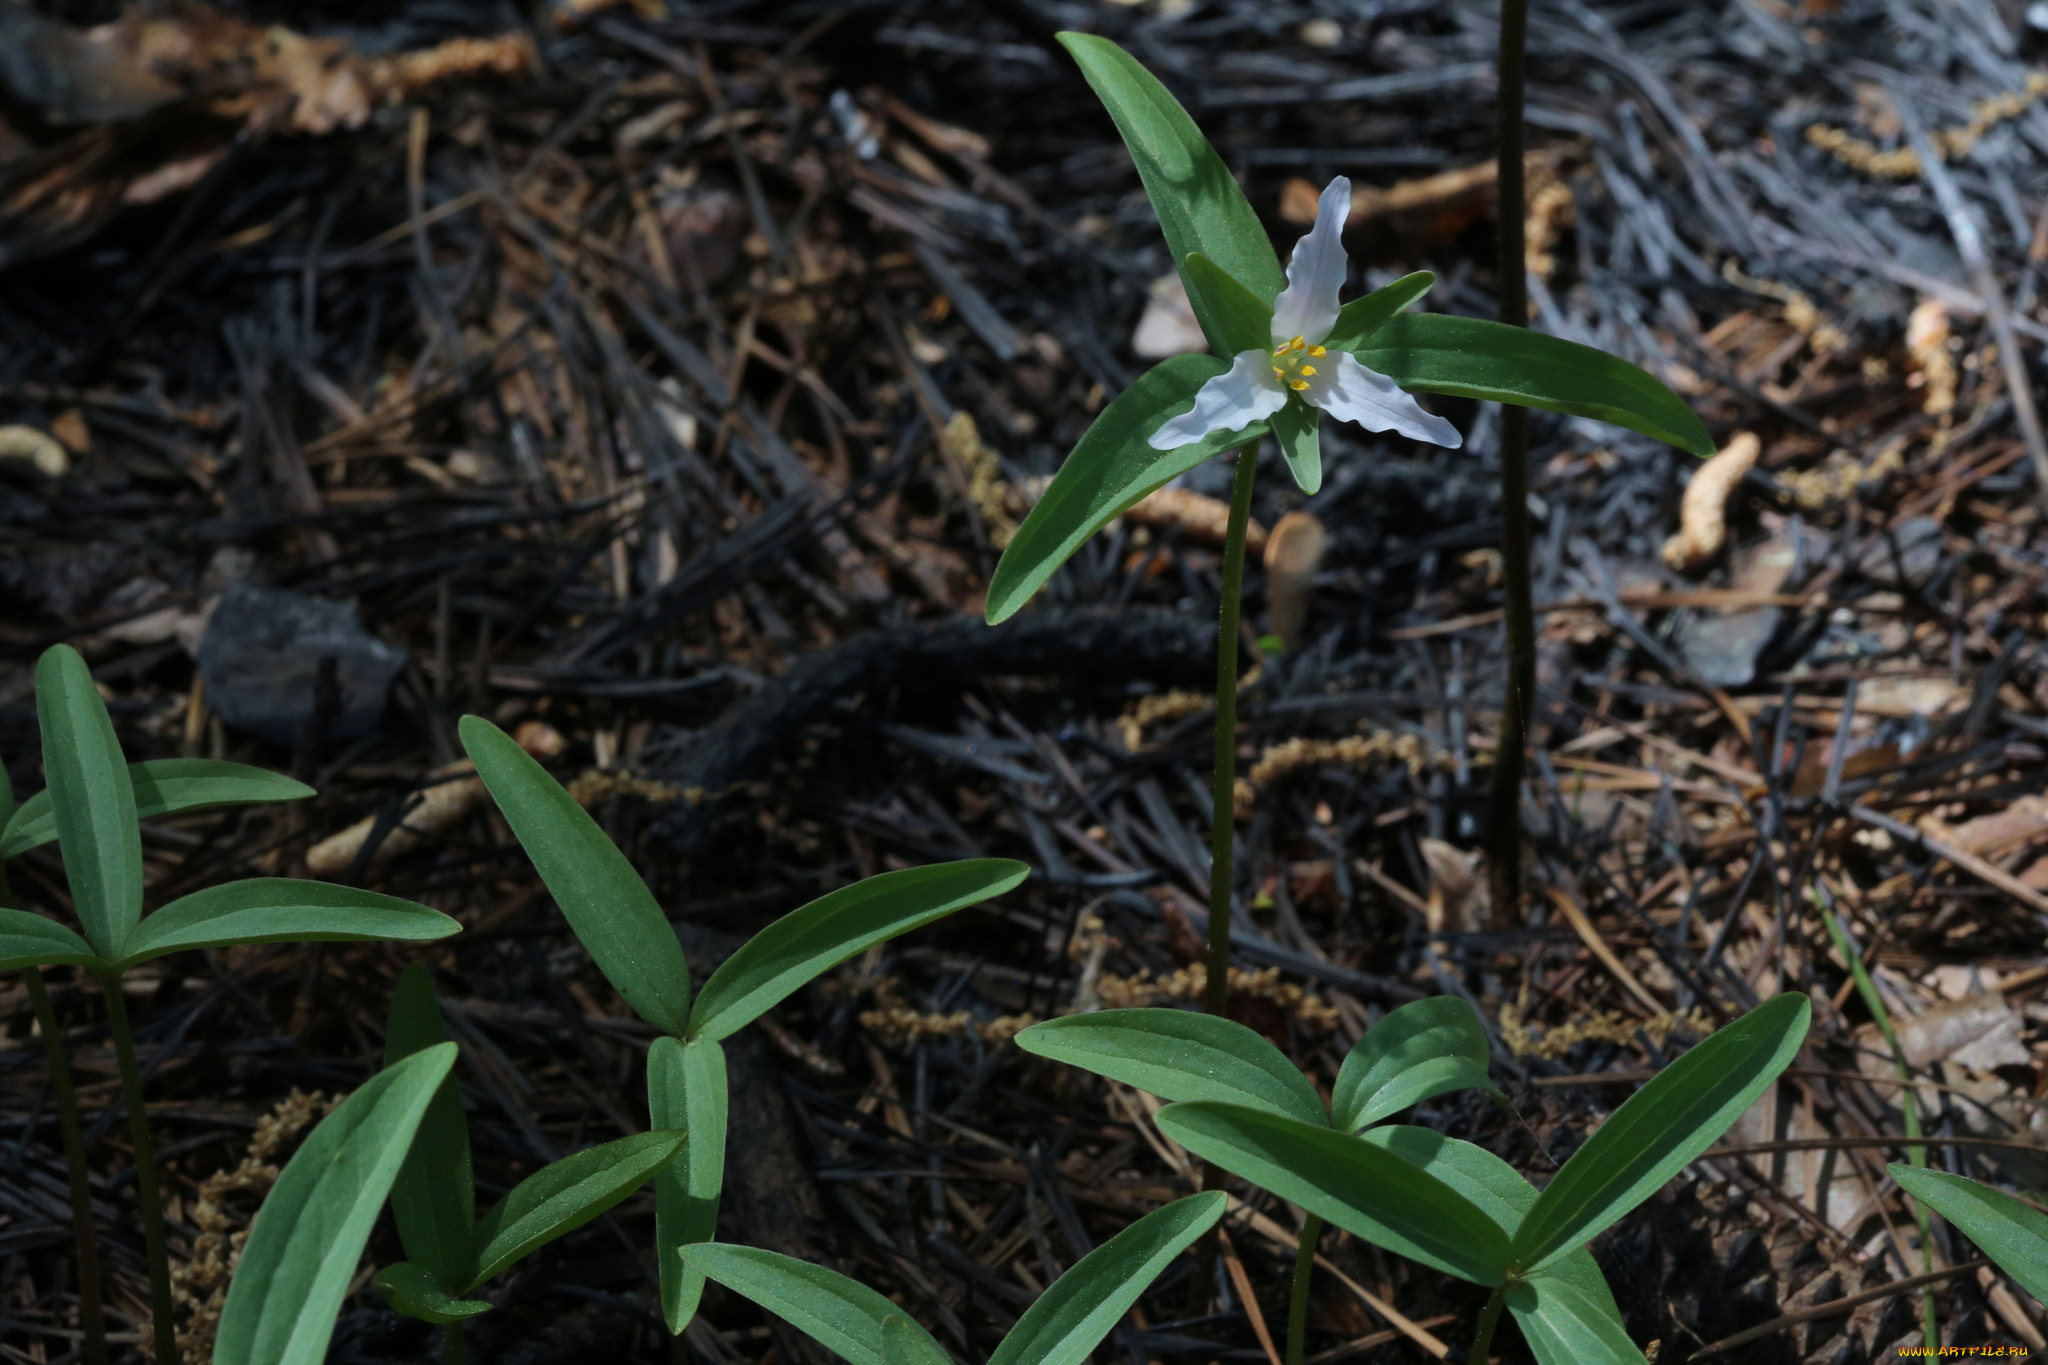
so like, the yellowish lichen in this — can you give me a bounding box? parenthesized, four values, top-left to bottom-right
(1246, 730, 1434, 790)
(563, 769, 685, 805)
(168, 1090, 336, 1363)
(1497, 999, 1718, 1061)
(1118, 691, 1212, 751)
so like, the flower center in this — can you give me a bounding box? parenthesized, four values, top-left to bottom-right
(1269, 335, 1327, 393)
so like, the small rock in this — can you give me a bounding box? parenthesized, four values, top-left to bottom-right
(1677, 605, 1779, 687)
(1131, 272, 1206, 358)
(1672, 530, 1802, 687)
(1855, 516, 1945, 587)
(196, 583, 407, 746)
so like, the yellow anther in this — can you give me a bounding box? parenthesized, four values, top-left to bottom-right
(1308, 345, 1326, 357)
(1287, 335, 1306, 351)
(1299, 365, 1317, 377)
(1289, 379, 1310, 391)
(1272, 367, 1284, 379)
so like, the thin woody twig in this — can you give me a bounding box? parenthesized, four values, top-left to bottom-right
(1688, 1260, 1989, 1359)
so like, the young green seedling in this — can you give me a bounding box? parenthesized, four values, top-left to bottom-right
(682, 1191, 1226, 1365)
(0, 644, 460, 1363)
(984, 34, 1714, 1026)
(1016, 996, 1502, 1364)
(458, 713, 1030, 1337)
(1155, 993, 1809, 1363)
(369, 964, 686, 1361)
(1889, 1165, 2048, 1308)
(1824, 903, 1938, 1349)
(213, 1042, 459, 1365)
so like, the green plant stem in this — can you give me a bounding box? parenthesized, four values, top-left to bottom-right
(1486, 0, 1534, 917)
(442, 1320, 470, 1365)
(1204, 440, 1260, 1018)
(1823, 907, 1938, 1350)
(97, 971, 178, 1364)
(1, 852, 109, 1365)
(1470, 1284, 1506, 1363)
(1284, 1214, 1323, 1365)
(27, 970, 109, 1365)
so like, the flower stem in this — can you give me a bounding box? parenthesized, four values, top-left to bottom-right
(1284, 1214, 1323, 1365)
(443, 1320, 470, 1365)
(1470, 1284, 1507, 1363)
(1487, 0, 1534, 915)
(97, 971, 178, 1364)
(0, 853, 108, 1365)
(1204, 440, 1260, 1017)
(27, 970, 109, 1365)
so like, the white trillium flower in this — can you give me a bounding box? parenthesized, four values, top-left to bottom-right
(1148, 177, 1462, 453)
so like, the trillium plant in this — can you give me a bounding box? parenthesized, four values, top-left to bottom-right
(1147, 178, 1462, 462)
(453, 715, 1029, 1349)
(0, 644, 460, 1365)
(985, 34, 1715, 1021)
(681, 1192, 1227, 1365)
(1156, 993, 1809, 1364)
(1017, 997, 1503, 1365)
(15, 33, 1846, 1365)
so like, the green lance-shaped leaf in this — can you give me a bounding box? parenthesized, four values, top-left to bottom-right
(1890, 1166, 2048, 1305)
(1182, 252, 1275, 361)
(1015, 1009, 1326, 1127)
(1361, 1126, 1618, 1319)
(1506, 1275, 1646, 1365)
(1320, 271, 1436, 352)
(371, 1263, 490, 1325)
(34, 644, 142, 959)
(214, 1042, 457, 1365)
(680, 1243, 929, 1365)
(1058, 34, 1283, 351)
(114, 880, 460, 971)
(1349, 314, 1716, 459)
(0, 908, 104, 972)
(2, 759, 314, 861)
(1332, 996, 1504, 1133)
(987, 354, 1269, 625)
(383, 964, 476, 1296)
(1157, 1102, 1510, 1286)
(690, 859, 1027, 1042)
(651, 1035, 725, 1333)
(469, 1129, 687, 1287)
(460, 714, 692, 1036)
(989, 1191, 1226, 1365)
(882, 1314, 955, 1365)
(1510, 992, 1810, 1274)
(1270, 400, 1322, 496)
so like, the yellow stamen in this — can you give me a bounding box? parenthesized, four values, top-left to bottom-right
(1308, 345, 1326, 357)
(1288, 335, 1306, 351)
(1272, 367, 1284, 379)
(1299, 365, 1317, 377)
(1289, 379, 1310, 391)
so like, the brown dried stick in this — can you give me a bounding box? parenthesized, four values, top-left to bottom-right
(306, 720, 562, 876)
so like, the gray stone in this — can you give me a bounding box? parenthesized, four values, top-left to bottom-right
(196, 583, 407, 746)
(1855, 516, 1945, 588)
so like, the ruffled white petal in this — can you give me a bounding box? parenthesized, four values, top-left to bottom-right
(1307, 351, 1462, 448)
(1269, 177, 1351, 347)
(1148, 350, 1289, 449)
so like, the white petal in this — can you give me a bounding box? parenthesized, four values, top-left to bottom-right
(1307, 351, 1462, 448)
(1148, 351, 1289, 450)
(1270, 177, 1351, 347)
